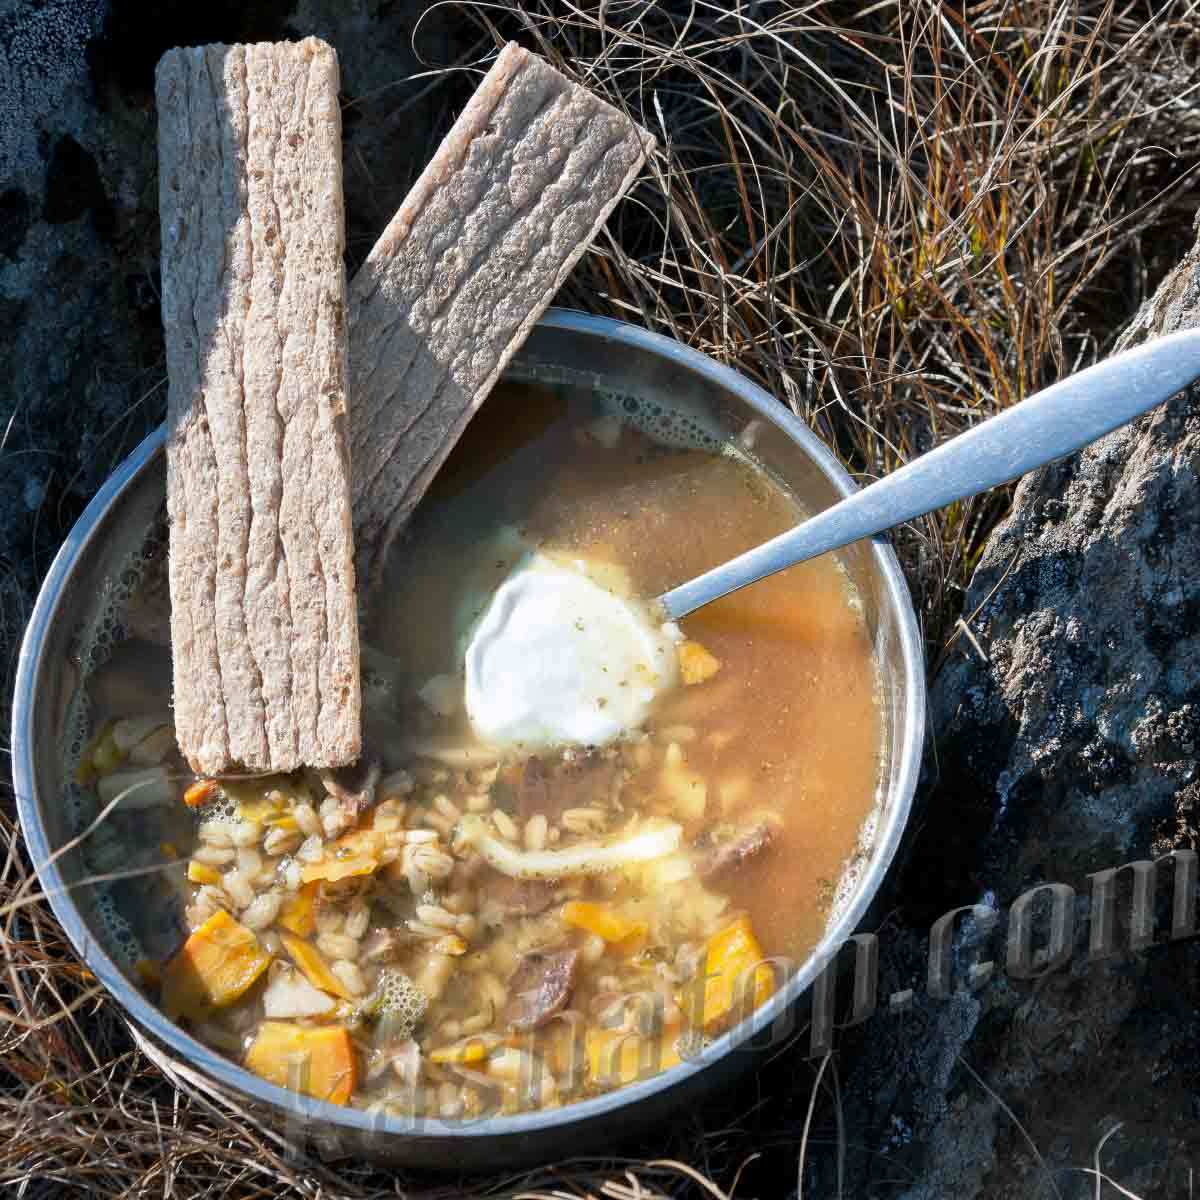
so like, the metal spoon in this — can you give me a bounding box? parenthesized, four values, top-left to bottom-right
(657, 328, 1200, 621)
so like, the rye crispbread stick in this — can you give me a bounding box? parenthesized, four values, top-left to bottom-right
(156, 39, 360, 775)
(348, 42, 655, 584)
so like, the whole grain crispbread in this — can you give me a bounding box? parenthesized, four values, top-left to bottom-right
(156, 38, 360, 775)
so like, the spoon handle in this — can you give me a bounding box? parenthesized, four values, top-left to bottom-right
(658, 327, 1200, 621)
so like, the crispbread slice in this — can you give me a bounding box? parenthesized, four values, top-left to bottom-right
(156, 38, 360, 775)
(348, 42, 655, 584)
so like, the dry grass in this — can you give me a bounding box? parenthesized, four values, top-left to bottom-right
(3, 1, 1200, 1196)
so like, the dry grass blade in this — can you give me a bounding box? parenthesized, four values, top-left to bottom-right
(3, 2, 1200, 1196)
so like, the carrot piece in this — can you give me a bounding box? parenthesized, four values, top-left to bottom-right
(679, 915, 774, 1034)
(187, 861, 221, 886)
(561, 901, 647, 947)
(298, 829, 384, 884)
(183, 779, 219, 809)
(75, 721, 123, 784)
(586, 1025, 680, 1088)
(335, 829, 386, 856)
(429, 1038, 490, 1065)
(278, 931, 352, 1000)
(160, 910, 272, 1020)
(299, 854, 377, 885)
(244, 1021, 357, 1105)
(276, 882, 320, 937)
(236, 798, 282, 824)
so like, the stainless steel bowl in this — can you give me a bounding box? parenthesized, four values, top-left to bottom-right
(12, 309, 925, 1167)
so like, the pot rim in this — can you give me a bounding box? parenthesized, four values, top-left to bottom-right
(12, 307, 925, 1144)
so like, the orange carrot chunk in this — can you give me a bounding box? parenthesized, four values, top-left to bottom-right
(160, 910, 272, 1020)
(244, 1021, 357, 1105)
(278, 930, 353, 1000)
(680, 915, 774, 1034)
(183, 779, 219, 809)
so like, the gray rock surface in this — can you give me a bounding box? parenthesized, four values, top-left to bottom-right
(830, 219, 1200, 1197)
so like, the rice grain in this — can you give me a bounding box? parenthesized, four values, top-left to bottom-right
(293, 802, 320, 837)
(223, 870, 254, 910)
(492, 810, 519, 842)
(524, 813, 547, 851)
(331, 959, 366, 996)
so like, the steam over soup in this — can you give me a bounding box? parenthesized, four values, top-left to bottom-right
(80, 379, 882, 1117)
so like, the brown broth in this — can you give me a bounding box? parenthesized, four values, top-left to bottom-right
(370, 379, 882, 966)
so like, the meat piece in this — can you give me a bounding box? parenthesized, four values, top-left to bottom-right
(347, 42, 655, 584)
(155, 39, 359, 775)
(482, 871, 560, 920)
(449, 851, 487, 892)
(505, 948, 580, 1031)
(514, 756, 552, 822)
(361, 927, 402, 964)
(512, 750, 621, 823)
(694, 819, 779, 881)
(320, 756, 382, 820)
(364, 1034, 420, 1085)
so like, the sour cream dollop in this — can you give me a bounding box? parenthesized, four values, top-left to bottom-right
(464, 555, 679, 749)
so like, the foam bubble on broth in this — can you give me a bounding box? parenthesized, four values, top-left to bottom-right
(596, 387, 725, 453)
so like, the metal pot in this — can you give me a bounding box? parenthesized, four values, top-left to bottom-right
(12, 310, 925, 1167)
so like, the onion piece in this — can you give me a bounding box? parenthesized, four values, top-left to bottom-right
(110, 715, 167, 752)
(262, 965, 337, 1019)
(458, 815, 681, 880)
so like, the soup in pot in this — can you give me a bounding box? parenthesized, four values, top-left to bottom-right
(77, 378, 882, 1117)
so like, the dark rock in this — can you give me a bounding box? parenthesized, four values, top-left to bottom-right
(836, 217, 1200, 1197)
(44, 133, 113, 234)
(0, 188, 31, 259)
(88, 0, 299, 98)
